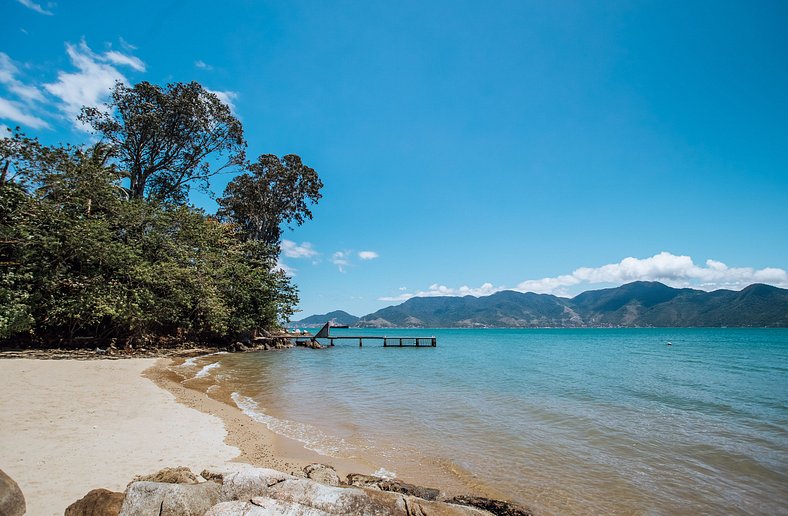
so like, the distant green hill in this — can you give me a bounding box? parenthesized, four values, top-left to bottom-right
(352, 282, 788, 328)
(292, 310, 360, 328)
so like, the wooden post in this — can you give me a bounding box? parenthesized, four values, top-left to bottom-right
(432, 337, 436, 347)
(399, 338, 403, 347)
(359, 337, 362, 347)
(383, 338, 387, 347)
(416, 339, 420, 347)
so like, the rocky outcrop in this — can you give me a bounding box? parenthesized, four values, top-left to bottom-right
(445, 495, 534, 516)
(65, 488, 125, 516)
(0, 469, 25, 516)
(74, 464, 529, 516)
(119, 480, 221, 516)
(303, 463, 340, 486)
(346, 473, 440, 501)
(206, 480, 489, 516)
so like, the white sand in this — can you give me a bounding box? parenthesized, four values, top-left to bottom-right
(0, 359, 239, 516)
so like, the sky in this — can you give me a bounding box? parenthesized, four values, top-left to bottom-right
(2, 0, 787, 317)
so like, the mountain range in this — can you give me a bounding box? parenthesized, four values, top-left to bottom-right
(292, 282, 788, 328)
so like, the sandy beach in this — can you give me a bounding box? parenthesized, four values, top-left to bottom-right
(0, 358, 242, 515)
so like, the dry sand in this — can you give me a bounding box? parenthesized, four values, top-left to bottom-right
(0, 358, 239, 516)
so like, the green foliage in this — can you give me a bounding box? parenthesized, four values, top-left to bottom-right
(79, 81, 246, 204)
(218, 154, 323, 246)
(0, 84, 319, 346)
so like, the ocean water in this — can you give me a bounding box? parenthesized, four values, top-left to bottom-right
(185, 329, 788, 515)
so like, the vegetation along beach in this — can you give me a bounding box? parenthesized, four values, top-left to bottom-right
(2, 1, 787, 515)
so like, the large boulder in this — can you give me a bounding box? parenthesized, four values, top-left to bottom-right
(256, 477, 487, 515)
(0, 469, 25, 516)
(202, 464, 295, 501)
(65, 488, 125, 516)
(346, 473, 440, 501)
(119, 480, 221, 516)
(303, 463, 341, 487)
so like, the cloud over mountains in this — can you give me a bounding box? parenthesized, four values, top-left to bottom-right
(380, 252, 788, 302)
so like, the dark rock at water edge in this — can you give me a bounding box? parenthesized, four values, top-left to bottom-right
(0, 469, 25, 516)
(346, 472, 441, 501)
(446, 495, 534, 516)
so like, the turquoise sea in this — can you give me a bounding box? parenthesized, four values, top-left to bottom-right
(184, 329, 788, 515)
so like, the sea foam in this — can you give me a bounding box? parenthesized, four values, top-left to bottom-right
(194, 362, 220, 378)
(230, 392, 351, 457)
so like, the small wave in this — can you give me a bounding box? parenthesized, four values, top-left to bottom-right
(179, 351, 228, 369)
(372, 467, 397, 479)
(180, 357, 198, 367)
(195, 362, 220, 378)
(230, 392, 351, 457)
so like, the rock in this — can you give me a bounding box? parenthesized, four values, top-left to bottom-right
(444, 495, 534, 516)
(201, 464, 295, 501)
(346, 473, 440, 501)
(119, 480, 221, 516)
(206, 499, 324, 515)
(0, 469, 25, 516)
(303, 463, 340, 486)
(65, 488, 125, 516)
(405, 496, 492, 516)
(266, 479, 409, 514)
(133, 466, 199, 484)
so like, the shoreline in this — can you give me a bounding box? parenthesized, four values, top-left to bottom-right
(143, 356, 376, 480)
(151, 352, 516, 505)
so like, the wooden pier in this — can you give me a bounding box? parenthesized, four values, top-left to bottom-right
(296, 323, 436, 348)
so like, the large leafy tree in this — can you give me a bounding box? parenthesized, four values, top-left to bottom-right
(79, 81, 246, 204)
(1, 81, 319, 347)
(218, 154, 323, 246)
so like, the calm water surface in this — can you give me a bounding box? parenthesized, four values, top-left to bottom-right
(190, 329, 788, 515)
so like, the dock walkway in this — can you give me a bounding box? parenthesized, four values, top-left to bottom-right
(294, 323, 436, 348)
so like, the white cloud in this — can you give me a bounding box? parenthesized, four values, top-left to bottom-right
(332, 251, 350, 272)
(195, 60, 213, 71)
(206, 88, 238, 112)
(17, 0, 53, 15)
(43, 40, 145, 128)
(378, 252, 788, 302)
(0, 52, 45, 105)
(281, 240, 319, 259)
(118, 37, 137, 51)
(104, 51, 146, 72)
(380, 282, 501, 302)
(0, 97, 49, 128)
(518, 252, 788, 294)
(358, 251, 379, 260)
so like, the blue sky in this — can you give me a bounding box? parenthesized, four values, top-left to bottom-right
(2, 0, 787, 317)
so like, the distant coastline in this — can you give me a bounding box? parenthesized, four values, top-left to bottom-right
(293, 281, 788, 329)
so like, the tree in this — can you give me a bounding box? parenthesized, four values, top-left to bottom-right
(79, 81, 246, 204)
(218, 154, 323, 246)
(0, 127, 44, 188)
